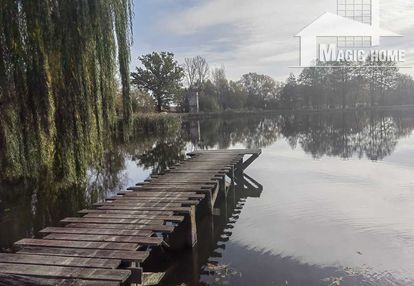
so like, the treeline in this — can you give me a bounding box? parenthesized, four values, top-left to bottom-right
(130, 53, 414, 113)
(196, 63, 414, 112)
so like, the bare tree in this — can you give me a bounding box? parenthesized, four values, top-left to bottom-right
(184, 56, 209, 91)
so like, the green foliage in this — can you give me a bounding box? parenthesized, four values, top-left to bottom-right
(131, 52, 185, 112)
(0, 0, 132, 182)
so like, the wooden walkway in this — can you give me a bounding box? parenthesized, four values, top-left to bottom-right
(0, 149, 261, 286)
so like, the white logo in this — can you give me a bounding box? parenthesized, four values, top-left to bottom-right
(295, 0, 406, 67)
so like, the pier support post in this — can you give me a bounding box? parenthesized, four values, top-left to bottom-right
(168, 206, 197, 249)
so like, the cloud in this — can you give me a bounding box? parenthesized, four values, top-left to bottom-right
(133, 0, 414, 80)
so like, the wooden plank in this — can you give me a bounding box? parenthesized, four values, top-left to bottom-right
(18, 247, 149, 262)
(188, 149, 260, 155)
(61, 217, 165, 225)
(15, 239, 139, 251)
(97, 200, 199, 206)
(128, 187, 212, 193)
(168, 170, 227, 174)
(0, 273, 120, 286)
(0, 253, 121, 269)
(95, 201, 188, 207)
(84, 213, 184, 222)
(79, 208, 174, 216)
(142, 180, 217, 185)
(39, 227, 152, 237)
(97, 205, 192, 213)
(44, 234, 163, 246)
(0, 263, 130, 282)
(116, 191, 205, 199)
(65, 223, 175, 233)
(107, 197, 201, 204)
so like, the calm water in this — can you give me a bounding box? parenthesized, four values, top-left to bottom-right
(1, 110, 414, 286)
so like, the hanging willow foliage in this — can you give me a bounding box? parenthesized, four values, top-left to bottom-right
(0, 0, 132, 182)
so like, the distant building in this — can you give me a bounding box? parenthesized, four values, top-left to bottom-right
(188, 91, 199, 113)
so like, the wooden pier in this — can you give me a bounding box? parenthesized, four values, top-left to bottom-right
(0, 149, 261, 286)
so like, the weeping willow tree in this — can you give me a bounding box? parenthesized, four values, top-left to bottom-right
(0, 0, 132, 182)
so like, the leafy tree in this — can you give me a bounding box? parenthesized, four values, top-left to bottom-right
(131, 52, 184, 112)
(239, 73, 279, 109)
(280, 73, 298, 110)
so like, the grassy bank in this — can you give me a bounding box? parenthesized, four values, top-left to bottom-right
(132, 113, 182, 134)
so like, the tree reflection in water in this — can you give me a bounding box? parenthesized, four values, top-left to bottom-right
(187, 110, 414, 161)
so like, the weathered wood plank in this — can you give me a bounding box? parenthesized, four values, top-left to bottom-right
(39, 227, 152, 237)
(106, 197, 201, 204)
(0, 273, 120, 286)
(61, 217, 165, 225)
(18, 247, 149, 262)
(15, 239, 139, 251)
(116, 191, 204, 198)
(84, 213, 184, 222)
(97, 200, 199, 206)
(0, 253, 120, 269)
(94, 201, 188, 207)
(97, 205, 192, 213)
(65, 223, 175, 233)
(188, 149, 261, 155)
(0, 263, 130, 282)
(141, 180, 217, 185)
(44, 234, 163, 246)
(128, 186, 212, 193)
(79, 208, 174, 216)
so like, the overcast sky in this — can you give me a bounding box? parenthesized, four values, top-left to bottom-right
(131, 0, 414, 81)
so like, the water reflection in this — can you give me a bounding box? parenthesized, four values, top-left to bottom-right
(187, 110, 414, 161)
(1, 110, 414, 285)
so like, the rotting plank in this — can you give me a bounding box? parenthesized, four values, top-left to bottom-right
(18, 247, 149, 262)
(39, 227, 152, 237)
(0, 253, 121, 269)
(15, 239, 139, 251)
(0, 262, 131, 282)
(44, 234, 163, 246)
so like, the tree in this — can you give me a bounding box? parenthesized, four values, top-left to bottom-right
(184, 56, 209, 91)
(239, 73, 279, 109)
(0, 0, 133, 181)
(131, 52, 184, 112)
(280, 73, 298, 110)
(211, 67, 230, 109)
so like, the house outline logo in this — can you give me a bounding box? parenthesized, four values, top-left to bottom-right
(295, 0, 403, 67)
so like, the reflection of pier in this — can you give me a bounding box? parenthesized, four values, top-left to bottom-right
(0, 149, 261, 285)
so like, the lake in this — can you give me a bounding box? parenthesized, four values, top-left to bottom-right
(1, 110, 414, 286)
